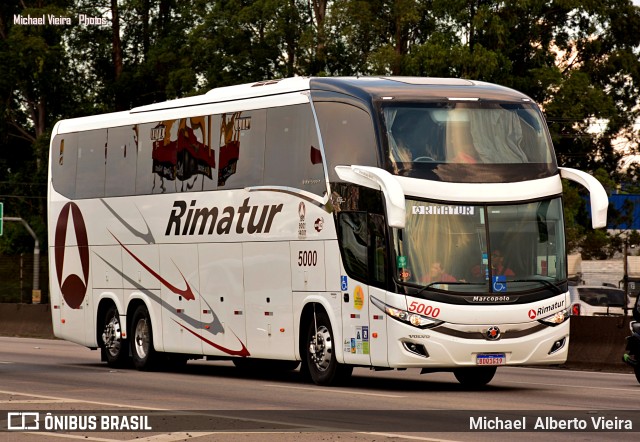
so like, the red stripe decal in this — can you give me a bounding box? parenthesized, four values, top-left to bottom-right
(173, 319, 250, 357)
(110, 232, 195, 301)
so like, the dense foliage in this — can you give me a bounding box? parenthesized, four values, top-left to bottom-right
(1, 0, 640, 258)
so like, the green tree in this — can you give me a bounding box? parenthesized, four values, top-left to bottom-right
(0, 0, 79, 252)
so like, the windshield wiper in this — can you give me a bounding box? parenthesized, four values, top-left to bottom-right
(412, 281, 479, 297)
(510, 278, 561, 295)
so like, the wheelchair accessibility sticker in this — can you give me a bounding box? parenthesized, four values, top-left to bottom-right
(493, 275, 507, 292)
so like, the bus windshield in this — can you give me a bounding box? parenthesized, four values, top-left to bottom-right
(383, 101, 557, 182)
(394, 198, 566, 294)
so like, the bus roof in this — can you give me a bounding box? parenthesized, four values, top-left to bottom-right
(53, 76, 533, 135)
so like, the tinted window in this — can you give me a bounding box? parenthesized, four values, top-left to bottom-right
(76, 130, 107, 198)
(314, 102, 378, 182)
(382, 102, 557, 183)
(264, 104, 326, 196)
(51, 133, 78, 198)
(136, 122, 156, 194)
(339, 212, 369, 281)
(578, 288, 626, 307)
(218, 109, 266, 188)
(105, 126, 137, 197)
(136, 116, 217, 194)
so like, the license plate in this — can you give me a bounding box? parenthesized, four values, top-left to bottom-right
(476, 353, 506, 365)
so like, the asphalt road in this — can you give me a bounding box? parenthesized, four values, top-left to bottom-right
(1, 336, 640, 441)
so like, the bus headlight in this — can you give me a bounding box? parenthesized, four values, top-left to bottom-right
(538, 308, 569, 326)
(371, 296, 443, 329)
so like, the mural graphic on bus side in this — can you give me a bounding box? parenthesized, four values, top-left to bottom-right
(151, 116, 215, 191)
(54, 202, 90, 309)
(218, 112, 248, 186)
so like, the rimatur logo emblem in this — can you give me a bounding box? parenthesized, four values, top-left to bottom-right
(54, 202, 90, 309)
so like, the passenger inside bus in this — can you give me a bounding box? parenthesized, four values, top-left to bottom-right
(491, 249, 515, 276)
(387, 109, 440, 167)
(422, 261, 457, 284)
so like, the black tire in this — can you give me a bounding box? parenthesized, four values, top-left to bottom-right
(130, 305, 158, 371)
(101, 305, 129, 367)
(634, 366, 640, 384)
(453, 366, 497, 388)
(301, 310, 352, 385)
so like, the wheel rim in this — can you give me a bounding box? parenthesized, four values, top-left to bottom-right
(134, 318, 150, 360)
(102, 315, 122, 357)
(309, 325, 333, 372)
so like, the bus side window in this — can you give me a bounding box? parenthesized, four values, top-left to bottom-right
(338, 212, 369, 282)
(314, 102, 378, 181)
(52, 133, 78, 198)
(265, 104, 326, 196)
(76, 129, 107, 199)
(105, 126, 137, 197)
(217, 109, 266, 189)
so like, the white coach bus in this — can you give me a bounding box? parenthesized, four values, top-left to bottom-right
(48, 77, 608, 387)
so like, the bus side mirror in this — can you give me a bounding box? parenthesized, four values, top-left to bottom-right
(335, 165, 406, 228)
(559, 167, 608, 229)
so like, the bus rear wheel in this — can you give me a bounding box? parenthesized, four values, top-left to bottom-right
(302, 311, 352, 385)
(101, 305, 129, 367)
(453, 366, 497, 388)
(130, 305, 157, 371)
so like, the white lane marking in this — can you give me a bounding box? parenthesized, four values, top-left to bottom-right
(264, 384, 405, 398)
(0, 361, 13, 364)
(504, 380, 640, 393)
(0, 389, 166, 410)
(0, 399, 73, 404)
(23, 433, 117, 442)
(507, 366, 636, 376)
(362, 432, 461, 441)
(126, 433, 219, 441)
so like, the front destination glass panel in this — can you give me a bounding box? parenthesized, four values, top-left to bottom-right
(394, 198, 566, 294)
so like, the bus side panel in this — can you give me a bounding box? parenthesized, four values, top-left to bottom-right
(53, 248, 93, 346)
(290, 241, 326, 292)
(159, 243, 203, 355)
(122, 244, 161, 291)
(243, 241, 295, 359)
(198, 242, 248, 357)
(324, 241, 342, 292)
(121, 245, 163, 351)
(91, 245, 123, 348)
(49, 199, 95, 347)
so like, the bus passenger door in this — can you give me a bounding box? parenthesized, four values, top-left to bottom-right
(341, 280, 371, 365)
(337, 211, 376, 366)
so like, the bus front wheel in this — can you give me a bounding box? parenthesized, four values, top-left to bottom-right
(453, 366, 497, 388)
(303, 311, 352, 385)
(130, 305, 157, 370)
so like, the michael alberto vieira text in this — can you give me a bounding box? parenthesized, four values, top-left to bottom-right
(470, 415, 633, 431)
